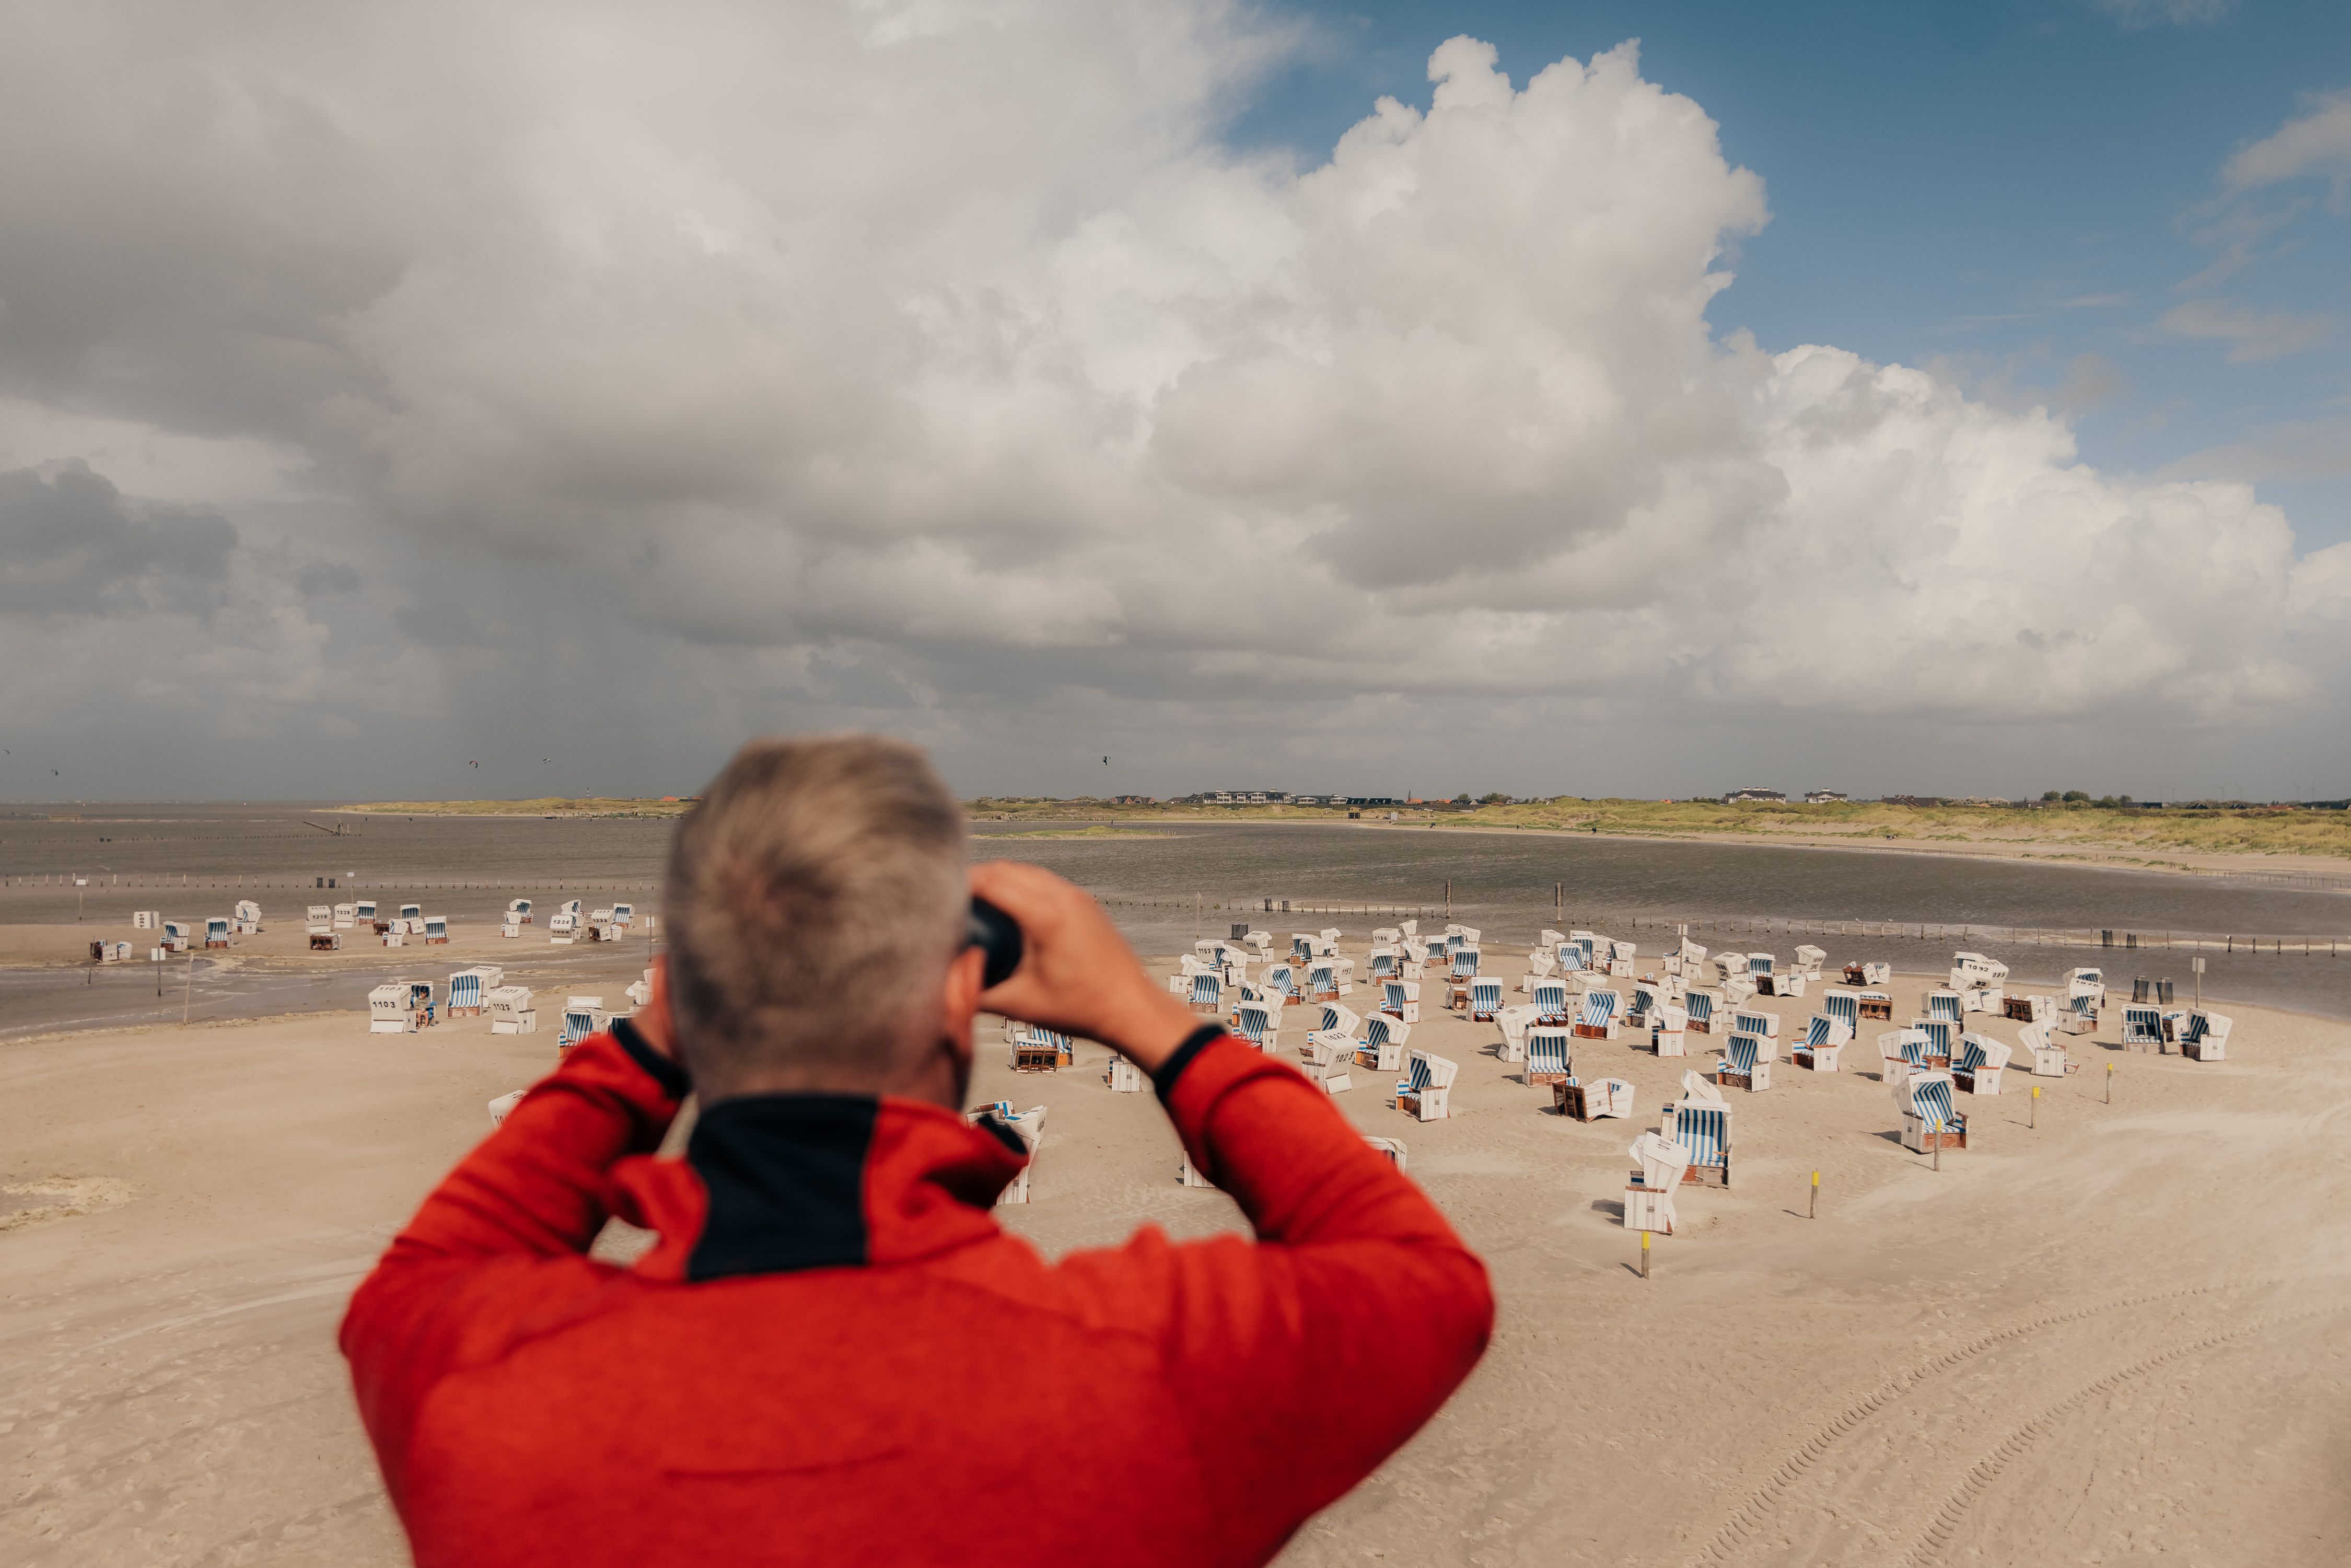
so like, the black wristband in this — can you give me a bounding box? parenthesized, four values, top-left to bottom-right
(1151, 1023, 1228, 1105)
(613, 1016, 692, 1101)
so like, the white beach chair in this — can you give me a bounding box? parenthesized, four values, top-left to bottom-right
(1878, 1027, 1928, 1084)
(1381, 979, 1422, 1024)
(1624, 1131, 1688, 1233)
(1363, 1135, 1408, 1172)
(1844, 961, 1891, 986)
(1468, 974, 1505, 1023)
(1372, 926, 1403, 947)
(1233, 1000, 1280, 1054)
(487, 985, 537, 1035)
(560, 1000, 610, 1050)
(1651, 1002, 1688, 1058)
(1558, 1076, 1635, 1122)
(2180, 1009, 2232, 1062)
(487, 1089, 526, 1126)
(2121, 1003, 2165, 1051)
(1682, 986, 1719, 1036)
(1894, 1072, 1966, 1154)
(368, 982, 416, 1035)
(2059, 990, 2100, 1036)
(1794, 1014, 1850, 1072)
(1354, 1012, 1411, 1073)
(1187, 971, 1225, 1014)
(1925, 989, 1964, 1026)
(1106, 1056, 1148, 1092)
(1368, 946, 1399, 982)
(1307, 1003, 1361, 1056)
(2017, 1019, 2070, 1077)
(1728, 1008, 1780, 1049)
(1793, 944, 1827, 979)
(1520, 948, 1556, 992)
(1662, 1077, 1732, 1186)
(506, 898, 533, 925)
(1663, 936, 1707, 979)
(2065, 967, 2107, 1004)
(1395, 1050, 1457, 1121)
(2003, 993, 2052, 1024)
(1526, 1027, 1573, 1087)
(967, 1103, 1047, 1204)
(1531, 978, 1571, 1025)
(1494, 1003, 1538, 1063)
(1913, 1017, 1959, 1067)
(1301, 1038, 1355, 1095)
(1952, 1033, 2011, 1095)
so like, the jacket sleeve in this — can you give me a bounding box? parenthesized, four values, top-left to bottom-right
(338, 1024, 686, 1496)
(1056, 1034, 1494, 1565)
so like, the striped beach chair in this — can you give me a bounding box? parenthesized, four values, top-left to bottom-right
(2059, 989, 2099, 1036)
(1394, 1050, 1457, 1121)
(1794, 1013, 1850, 1072)
(1533, 978, 1570, 1025)
(1289, 934, 1316, 965)
(1897, 1072, 1966, 1153)
(1263, 963, 1300, 1003)
(1683, 987, 1718, 1035)
(1821, 986, 1860, 1035)
(1574, 988, 1623, 1040)
(2121, 1003, 2165, 1050)
(1308, 1002, 1360, 1051)
(1449, 946, 1480, 983)
(1952, 1033, 2011, 1095)
(1627, 980, 1666, 1029)
(1381, 979, 1421, 1024)
(1368, 947, 1398, 981)
(2180, 1009, 2232, 1062)
(1925, 989, 1964, 1026)
(1526, 1027, 1573, 1086)
(1307, 961, 1340, 1002)
(1664, 1090, 1733, 1186)
(558, 999, 608, 1051)
(1470, 975, 1505, 1022)
(1716, 1032, 1771, 1092)
(1233, 1001, 1279, 1054)
(1747, 953, 1775, 978)
(1188, 971, 1223, 1013)
(1729, 1008, 1779, 1045)
(1878, 1027, 1928, 1083)
(1354, 1012, 1411, 1073)
(2066, 967, 2107, 1004)
(1914, 1017, 1958, 1066)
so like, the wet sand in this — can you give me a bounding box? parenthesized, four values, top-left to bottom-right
(4, 949, 2348, 1565)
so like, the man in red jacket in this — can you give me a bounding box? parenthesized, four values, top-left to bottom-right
(342, 735, 1493, 1567)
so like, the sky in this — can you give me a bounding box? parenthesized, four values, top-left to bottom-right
(1, 0, 2346, 805)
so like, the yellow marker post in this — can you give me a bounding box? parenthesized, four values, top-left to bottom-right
(2031, 1083, 2040, 1128)
(1640, 1230, 1650, 1280)
(2107, 1061, 2115, 1105)
(1809, 1168, 1820, 1219)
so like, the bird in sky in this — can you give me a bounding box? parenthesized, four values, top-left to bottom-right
(1103, 756, 1110, 765)
(469, 760, 479, 768)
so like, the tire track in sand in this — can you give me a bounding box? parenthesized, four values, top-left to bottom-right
(1900, 1298, 2351, 1566)
(1684, 1275, 2346, 1566)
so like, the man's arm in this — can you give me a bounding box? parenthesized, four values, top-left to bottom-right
(338, 1021, 688, 1494)
(965, 864, 1493, 1564)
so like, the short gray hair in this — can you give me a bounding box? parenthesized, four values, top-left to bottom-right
(665, 734, 967, 1090)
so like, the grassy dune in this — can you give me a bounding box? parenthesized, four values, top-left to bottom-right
(966, 796, 2351, 863)
(340, 797, 694, 818)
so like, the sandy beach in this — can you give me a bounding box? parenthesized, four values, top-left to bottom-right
(5, 944, 2348, 1565)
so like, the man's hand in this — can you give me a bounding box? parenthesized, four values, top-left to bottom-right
(634, 955, 679, 1061)
(968, 861, 1200, 1073)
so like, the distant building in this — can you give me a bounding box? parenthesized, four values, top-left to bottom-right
(1110, 794, 1155, 806)
(1346, 796, 1403, 807)
(1803, 791, 1847, 804)
(1722, 787, 1786, 804)
(1201, 790, 1286, 805)
(1880, 795, 1940, 809)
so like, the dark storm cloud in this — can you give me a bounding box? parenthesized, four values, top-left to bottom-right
(0, 462, 236, 618)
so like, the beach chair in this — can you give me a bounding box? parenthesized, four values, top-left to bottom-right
(1494, 1003, 1537, 1063)
(1858, 989, 1894, 1021)
(1381, 979, 1421, 1024)
(1448, 924, 1482, 946)
(1519, 947, 1556, 992)
(1233, 1001, 1279, 1054)
(1722, 972, 1759, 1006)
(1262, 963, 1300, 1004)
(2066, 967, 2107, 1004)
(1624, 1131, 1688, 1232)
(1531, 977, 1570, 1024)
(504, 898, 533, 925)
(1650, 1003, 1688, 1058)
(1913, 1017, 1958, 1068)
(1793, 945, 1827, 979)
(423, 914, 450, 945)
(1307, 1003, 1361, 1054)
(1761, 968, 1808, 998)
(1447, 945, 1481, 989)
(1663, 937, 1707, 979)
(1716, 1033, 1772, 1092)
(1895, 1072, 1966, 1154)
(447, 966, 499, 1016)
(1627, 980, 1669, 1029)
(1794, 1014, 1850, 1071)
(1289, 934, 1316, 965)
(1368, 947, 1399, 982)
(1374, 926, 1403, 947)
(1574, 989, 1623, 1040)
(1662, 1077, 1733, 1186)
(1878, 1027, 1929, 1084)
(368, 982, 415, 1034)
(1185, 971, 1224, 1014)
(1555, 941, 1587, 976)
(487, 1089, 525, 1126)
(1394, 1050, 1457, 1121)
(1469, 975, 1505, 1023)
(1558, 1077, 1635, 1122)
(1925, 989, 1964, 1026)
(2121, 1003, 2165, 1051)
(2180, 1009, 2232, 1062)
(1318, 927, 1342, 955)
(1363, 1135, 1407, 1172)
(486, 985, 537, 1034)
(1683, 986, 1719, 1035)
(2016, 1020, 2069, 1076)
(1106, 1056, 1148, 1093)
(2004, 993, 2051, 1024)
(1306, 961, 1341, 1003)
(1354, 1013, 1411, 1073)
(1399, 940, 1428, 979)
(1821, 986, 1861, 1035)
(558, 1000, 608, 1051)
(1728, 1008, 1780, 1047)
(332, 903, 356, 928)
(1526, 1027, 1573, 1086)
(2059, 991, 2100, 1037)
(1301, 1038, 1354, 1095)
(1748, 953, 1775, 980)
(202, 915, 231, 949)
(1952, 1033, 2011, 1095)
(1845, 961, 1891, 986)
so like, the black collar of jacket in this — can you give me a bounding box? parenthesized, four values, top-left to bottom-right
(684, 1094, 881, 1282)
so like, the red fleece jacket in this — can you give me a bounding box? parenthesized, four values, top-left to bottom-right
(341, 1026, 1493, 1567)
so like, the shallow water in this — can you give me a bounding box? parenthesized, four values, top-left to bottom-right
(4, 806, 2346, 1026)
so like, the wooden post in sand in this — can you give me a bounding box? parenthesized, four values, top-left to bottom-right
(1639, 1230, 1650, 1279)
(1809, 1169, 1819, 1218)
(1933, 1139, 1940, 1173)
(2030, 1084, 2039, 1129)
(2106, 1062, 2114, 1104)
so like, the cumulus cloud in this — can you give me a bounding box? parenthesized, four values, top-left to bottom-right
(0, 3, 2342, 798)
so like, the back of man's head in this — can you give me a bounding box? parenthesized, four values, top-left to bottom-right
(666, 734, 966, 1098)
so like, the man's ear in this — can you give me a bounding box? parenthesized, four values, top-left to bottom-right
(940, 943, 985, 1062)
